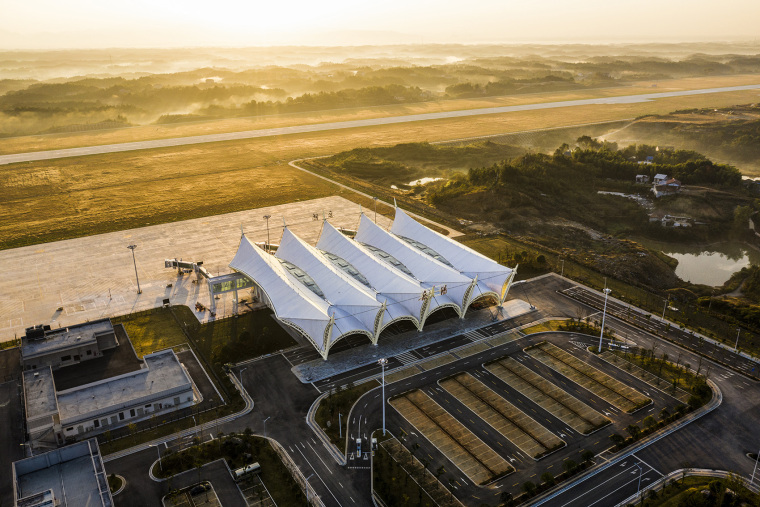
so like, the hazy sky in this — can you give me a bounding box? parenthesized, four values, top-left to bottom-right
(1, 0, 759, 49)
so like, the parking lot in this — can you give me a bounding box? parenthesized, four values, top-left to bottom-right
(383, 332, 687, 498)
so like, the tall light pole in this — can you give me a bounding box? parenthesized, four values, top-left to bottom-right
(127, 244, 141, 294)
(378, 358, 388, 435)
(339, 413, 342, 438)
(598, 288, 611, 353)
(735, 328, 741, 352)
(662, 295, 669, 320)
(372, 197, 378, 223)
(634, 462, 643, 499)
(305, 473, 314, 503)
(263, 416, 270, 438)
(148, 443, 163, 471)
(263, 215, 271, 252)
(560, 258, 565, 277)
(751, 447, 760, 486)
(238, 367, 247, 389)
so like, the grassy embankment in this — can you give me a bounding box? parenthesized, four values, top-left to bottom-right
(3, 73, 759, 154)
(3, 87, 759, 251)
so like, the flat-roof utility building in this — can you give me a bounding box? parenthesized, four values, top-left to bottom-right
(21, 318, 118, 371)
(23, 349, 197, 449)
(12, 439, 113, 507)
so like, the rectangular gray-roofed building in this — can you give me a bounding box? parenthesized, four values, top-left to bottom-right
(22, 318, 118, 371)
(12, 439, 113, 507)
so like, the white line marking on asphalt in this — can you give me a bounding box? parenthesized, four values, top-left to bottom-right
(307, 442, 333, 474)
(633, 455, 663, 476)
(296, 448, 344, 507)
(558, 465, 639, 507)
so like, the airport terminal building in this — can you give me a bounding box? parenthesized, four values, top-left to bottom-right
(230, 207, 516, 359)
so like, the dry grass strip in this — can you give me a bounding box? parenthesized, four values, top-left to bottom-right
(455, 342, 491, 359)
(418, 354, 457, 371)
(441, 373, 564, 459)
(390, 390, 512, 484)
(485, 357, 609, 435)
(599, 351, 691, 404)
(527, 342, 650, 413)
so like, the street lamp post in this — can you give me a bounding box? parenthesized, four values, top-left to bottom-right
(634, 462, 643, 499)
(263, 215, 271, 252)
(373, 197, 378, 223)
(305, 473, 314, 503)
(598, 288, 611, 353)
(149, 443, 163, 471)
(263, 416, 270, 438)
(751, 447, 760, 486)
(339, 413, 342, 438)
(127, 244, 141, 294)
(378, 358, 388, 435)
(560, 258, 564, 277)
(662, 296, 669, 320)
(735, 328, 741, 352)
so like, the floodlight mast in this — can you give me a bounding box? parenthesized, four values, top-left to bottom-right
(127, 244, 141, 294)
(263, 215, 272, 252)
(379, 358, 388, 435)
(598, 288, 611, 352)
(373, 197, 378, 223)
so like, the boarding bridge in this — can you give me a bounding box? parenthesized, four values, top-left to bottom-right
(164, 258, 257, 315)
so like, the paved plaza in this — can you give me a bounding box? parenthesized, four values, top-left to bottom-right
(0, 196, 392, 343)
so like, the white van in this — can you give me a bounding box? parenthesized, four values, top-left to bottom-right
(232, 462, 261, 481)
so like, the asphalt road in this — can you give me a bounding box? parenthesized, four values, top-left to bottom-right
(561, 286, 760, 377)
(2, 84, 759, 165)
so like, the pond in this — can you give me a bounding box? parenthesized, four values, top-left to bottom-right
(636, 239, 760, 286)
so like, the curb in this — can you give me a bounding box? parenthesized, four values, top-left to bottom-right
(306, 390, 348, 466)
(112, 474, 126, 496)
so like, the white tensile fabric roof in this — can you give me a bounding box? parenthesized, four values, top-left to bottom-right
(317, 221, 426, 331)
(229, 208, 516, 359)
(276, 227, 382, 343)
(390, 207, 516, 303)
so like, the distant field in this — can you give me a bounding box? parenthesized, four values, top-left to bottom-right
(2, 86, 760, 250)
(1, 73, 759, 155)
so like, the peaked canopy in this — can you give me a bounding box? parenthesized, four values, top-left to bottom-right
(228, 208, 516, 360)
(390, 207, 516, 304)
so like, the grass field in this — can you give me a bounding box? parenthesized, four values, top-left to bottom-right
(484, 357, 609, 434)
(2, 73, 759, 155)
(522, 321, 567, 334)
(3, 86, 760, 251)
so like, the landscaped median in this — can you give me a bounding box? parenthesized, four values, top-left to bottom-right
(314, 381, 380, 454)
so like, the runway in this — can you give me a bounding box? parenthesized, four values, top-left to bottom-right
(2, 83, 759, 165)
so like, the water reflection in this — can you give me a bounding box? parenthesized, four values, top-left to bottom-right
(635, 239, 760, 286)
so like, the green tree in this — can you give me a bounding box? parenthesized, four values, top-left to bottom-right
(642, 415, 656, 430)
(541, 472, 555, 486)
(522, 481, 536, 496)
(626, 424, 641, 440)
